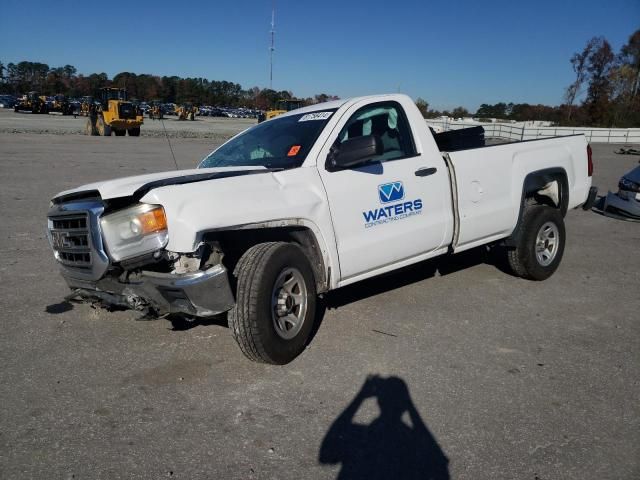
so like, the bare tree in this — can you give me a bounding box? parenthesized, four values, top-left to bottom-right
(610, 29, 640, 126)
(415, 98, 429, 118)
(619, 30, 640, 100)
(565, 37, 599, 120)
(585, 37, 615, 126)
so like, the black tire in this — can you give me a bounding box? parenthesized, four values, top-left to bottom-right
(114, 129, 126, 136)
(96, 115, 111, 136)
(228, 242, 317, 364)
(85, 118, 97, 136)
(507, 205, 565, 281)
(128, 127, 140, 137)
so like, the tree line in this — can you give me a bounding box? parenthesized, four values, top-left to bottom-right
(0, 61, 338, 110)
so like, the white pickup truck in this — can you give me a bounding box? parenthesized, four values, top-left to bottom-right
(47, 94, 597, 364)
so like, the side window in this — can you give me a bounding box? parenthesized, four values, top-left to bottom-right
(334, 102, 416, 163)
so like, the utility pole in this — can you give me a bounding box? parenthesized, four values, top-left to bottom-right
(269, 5, 275, 90)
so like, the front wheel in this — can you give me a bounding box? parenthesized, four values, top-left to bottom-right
(507, 205, 565, 280)
(128, 127, 140, 136)
(228, 242, 317, 364)
(96, 115, 111, 136)
(85, 118, 97, 136)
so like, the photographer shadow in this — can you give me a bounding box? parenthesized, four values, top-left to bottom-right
(319, 375, 450, 480)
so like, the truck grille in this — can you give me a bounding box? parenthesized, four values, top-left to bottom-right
(49, 214, 92, 268)
(47, 199, 109, 281)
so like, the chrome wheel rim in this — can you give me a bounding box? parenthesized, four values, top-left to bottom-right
(535, 221, 560, 267)
(271, 267, 308, 340)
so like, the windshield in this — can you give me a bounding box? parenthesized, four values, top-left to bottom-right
(198, 109, 337, 170)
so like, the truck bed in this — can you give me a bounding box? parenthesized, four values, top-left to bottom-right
(443, 134, 591, 252)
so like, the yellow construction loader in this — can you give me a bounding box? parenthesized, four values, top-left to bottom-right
(47, 94, 74, 115)
(79, 96, 94, 116)
(86, 88, 144, 136)
(258, 98, 304, 122)
(14, 92, 48, 114)
(176, 103, 197, 121)
(148, 101, 164, 120)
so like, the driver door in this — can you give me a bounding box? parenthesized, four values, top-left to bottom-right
(318, 100, 450, 282)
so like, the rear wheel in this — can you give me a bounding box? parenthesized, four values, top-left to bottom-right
(114, 129, 126, 136)
(228, 242, 317, 364)
(506, 205, 565, 280)
(128, 127, 140, 136)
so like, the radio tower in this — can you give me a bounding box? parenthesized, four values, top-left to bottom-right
(269, 5, 275, 89)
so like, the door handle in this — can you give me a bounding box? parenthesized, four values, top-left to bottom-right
(415, 167, 437, 177)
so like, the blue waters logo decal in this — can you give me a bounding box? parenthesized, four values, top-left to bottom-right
(378, 181, 404, 203)
(363, 182, 423, 228)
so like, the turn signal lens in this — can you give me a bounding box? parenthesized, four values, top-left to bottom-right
(138, 207, 167, 234)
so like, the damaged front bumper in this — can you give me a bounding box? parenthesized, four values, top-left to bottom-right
(603, 189, 640, 219)
(63, 264, 235, 317)
(48, 198, 235, 317)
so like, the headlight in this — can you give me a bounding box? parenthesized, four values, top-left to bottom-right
(619, 177, 640, 193)
(100, 204, 168, 261)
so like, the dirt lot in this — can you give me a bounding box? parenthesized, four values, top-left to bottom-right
(0, 117, 638, 479)
(0, 108, 255, 139)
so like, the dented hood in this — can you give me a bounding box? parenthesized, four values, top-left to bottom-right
(52, 166, 271, 202)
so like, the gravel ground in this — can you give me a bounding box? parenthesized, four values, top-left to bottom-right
(0, 108, 255, 139)
(0, 126, 638, 479)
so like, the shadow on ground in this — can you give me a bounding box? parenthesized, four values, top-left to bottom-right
(322, 246, 501, 310)
(167, 313, 228, 331)
(165, 246, 505, 339)
(45, 301, 74, 314)
(319, 375, 450, 479)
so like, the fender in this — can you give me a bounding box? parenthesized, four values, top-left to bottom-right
(504, 167, 568, 247)
(201, 218, 339, 292)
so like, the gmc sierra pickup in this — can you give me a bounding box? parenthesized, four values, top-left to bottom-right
(47, 94, 597, 364)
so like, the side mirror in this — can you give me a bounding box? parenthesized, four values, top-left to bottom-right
(328, 135, 383, 170)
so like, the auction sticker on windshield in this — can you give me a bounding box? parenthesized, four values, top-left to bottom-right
(299, 112, 333, 122)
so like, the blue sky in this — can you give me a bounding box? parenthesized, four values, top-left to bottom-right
(1, 0, 638, 110)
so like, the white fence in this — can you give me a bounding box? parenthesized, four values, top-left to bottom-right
(426, 119, 640, 144)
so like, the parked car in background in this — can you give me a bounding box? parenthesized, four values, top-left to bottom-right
(0, 95, 17, 108)
(603, 162, 640, 219)
(138, 102, 150, 114)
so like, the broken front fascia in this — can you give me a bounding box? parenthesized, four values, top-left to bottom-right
(47, 196, 235, 317)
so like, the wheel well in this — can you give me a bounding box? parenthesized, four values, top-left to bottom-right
(504, 168, 568, 247)
(522, 168, 569, 216)
(202, 227, 328, 293)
